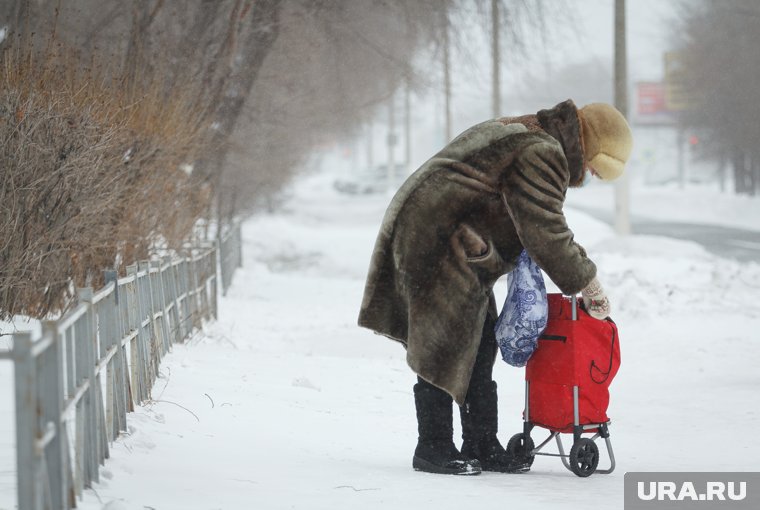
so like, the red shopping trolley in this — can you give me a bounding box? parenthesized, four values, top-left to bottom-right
(506, 294, 621, 477)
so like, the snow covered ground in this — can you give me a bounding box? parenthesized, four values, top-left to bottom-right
(567, 179, 760, 233)
(2, 154, 760, 510)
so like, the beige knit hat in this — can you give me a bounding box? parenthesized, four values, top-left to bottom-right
(577, 103, 633, 181)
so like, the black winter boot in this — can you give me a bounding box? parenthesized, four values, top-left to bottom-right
(461, 381, 530, 473)
(413, 380, 481, 475)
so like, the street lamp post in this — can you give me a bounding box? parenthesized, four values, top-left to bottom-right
(614, 0, 631, 235)
(492, 0, 501, 118)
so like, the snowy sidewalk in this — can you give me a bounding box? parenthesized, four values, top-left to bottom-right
(71, 169, 760, 510)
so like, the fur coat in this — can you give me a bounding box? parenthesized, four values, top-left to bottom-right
(357, 99, 597, 404)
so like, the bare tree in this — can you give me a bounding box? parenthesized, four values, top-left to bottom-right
(216, 0, 449, 218)
(469, 0, 572, 116)
(2, 0, 586, 318)
(677, 0, 760, 195)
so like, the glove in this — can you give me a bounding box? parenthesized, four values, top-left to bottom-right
(581, 277, 611, 320)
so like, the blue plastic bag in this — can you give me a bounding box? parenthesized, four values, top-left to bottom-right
(495, 250, 548, 367)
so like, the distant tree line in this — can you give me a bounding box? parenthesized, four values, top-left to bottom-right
(678, 0, 760, 195)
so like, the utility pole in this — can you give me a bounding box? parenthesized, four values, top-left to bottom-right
(387, 91, 397, 193)
(366, 121, 374, 172)
(614, 0, 631, 235)
(405, 77, 412, 175)
(443, 10, 452, 142)
(677, 127, 685, 189)
(491, 0, 501, 118)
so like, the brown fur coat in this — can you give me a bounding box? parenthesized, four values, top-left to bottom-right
(358, 100, 597, 404)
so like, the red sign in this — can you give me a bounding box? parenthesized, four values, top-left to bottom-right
(637, 82, 667, 115)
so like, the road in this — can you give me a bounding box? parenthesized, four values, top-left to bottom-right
(570, 206, 760, 263)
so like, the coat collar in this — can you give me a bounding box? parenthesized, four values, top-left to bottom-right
(536, 99, 586, 187)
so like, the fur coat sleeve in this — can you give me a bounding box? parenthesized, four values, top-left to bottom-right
(502, 138, 597, 294)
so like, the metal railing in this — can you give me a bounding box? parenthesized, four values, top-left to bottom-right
(219, 221, 243, 296)
(0, 223, 243, 510)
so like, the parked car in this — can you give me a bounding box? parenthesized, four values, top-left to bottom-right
(334, 164, 408, 195)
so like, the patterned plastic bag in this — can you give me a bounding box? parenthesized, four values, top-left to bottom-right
(495, 249, 548, 367)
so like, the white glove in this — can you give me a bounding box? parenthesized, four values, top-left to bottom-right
(581, 277, 611, 320)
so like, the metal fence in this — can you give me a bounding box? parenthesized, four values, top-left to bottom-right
(0, 224, 243, 510)
(219, 221, 243, 296)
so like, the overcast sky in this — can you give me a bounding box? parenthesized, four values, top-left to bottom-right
(567, 0, 679, 81)
(437, 0, 682, 141)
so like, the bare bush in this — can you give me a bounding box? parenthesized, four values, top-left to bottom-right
(0, 45, 209, 319)
(0, 0, 573, 317)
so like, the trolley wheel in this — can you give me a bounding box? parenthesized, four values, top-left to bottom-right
(569, 438, 599, 477)
(506, 433, 535, 467)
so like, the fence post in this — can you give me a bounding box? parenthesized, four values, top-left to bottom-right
(215, 235, 223, 300)
(77, 287, 103, 487)
(181, 259, 190, 337)
(210, 246, 218, 320)
(126, 265, 148, 402)
(203, 250, 213, 321)
(174, 260, 186, 341)
(152, 260, 171, 354)
(104, 270, 129, 440)
(236, 222, 243, 270)
(190, 254, 201, 330)
(163, 256, 181, 344)
(218, 221, 243, 298)
(116, 270, 135, 415)
(41, 320, 68, 510)
(13, 331, 41, 510)
(138, 260, 158, 382)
